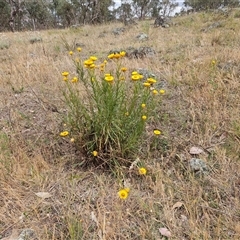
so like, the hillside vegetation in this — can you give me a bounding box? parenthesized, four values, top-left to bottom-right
(0, 10, 240, 240)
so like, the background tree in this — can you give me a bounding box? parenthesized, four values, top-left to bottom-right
(25, 0, 52, 30)
(0, 0, 10, 31)
(7, 0, 25, 31)
(116, 1, 133, 23)
(184, 0, 240, 11)
(132, 0, 152, 19)
(151, 0, 178, 17)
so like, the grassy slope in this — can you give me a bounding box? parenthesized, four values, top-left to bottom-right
(0, 10, 240, 240)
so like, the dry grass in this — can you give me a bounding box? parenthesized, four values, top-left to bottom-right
(0, 10, 240, 240)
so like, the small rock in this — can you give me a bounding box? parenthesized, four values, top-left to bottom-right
(190, 146, 204, 155)
(17, 229, 35, 240)
(136, 33, 148, 41)
(126, 46, 155, 59)
(112, 27, 125, 36)
(1, 229, 36, 240)
(189, 158, 209, 175)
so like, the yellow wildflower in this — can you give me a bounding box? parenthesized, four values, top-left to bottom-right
(159, 89, 165, 95)
(77, 47, 82, 52)
(71, 77, 78, 83)
(69, 51, 73, 56)
(62, 71, 69, 77)
(152, 89, 158, 95)
(114, 53, 121, 59)
(120, 51, 126, 57)
(90, 56, 98, 61)
(147, 78, 157, 84)
(132, 75, 140, 81)
(84, 59, 94, 66)
(141, 103, 146, 108)
(118, 188, 129, 200)
(92, 151, 98, 157)
(139, 167, 147, 175)
(104, 60, 108, 64)
(142, 115, 147, 120)
(121, 67, 127, 72)
(143, 82, 151, 87)
(153, 129, 161, 135)
(132, 71, 138, 75)
(60, 131, 69, 137)
(108, 53, 115, 59)
(105, 75, 114, 82)
(63, 76, 68, 81)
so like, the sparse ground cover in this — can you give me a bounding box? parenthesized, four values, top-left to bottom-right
(0, 10, 240, 240)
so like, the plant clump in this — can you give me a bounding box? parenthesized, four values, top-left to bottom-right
(60, 48, 165, 167)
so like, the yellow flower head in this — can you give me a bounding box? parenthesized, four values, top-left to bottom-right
(105, 75, 114, 82)
(77, 47, 82, 52)
(92, 151, 98, 157)
(159, 89, 165, 95)
(152, 89, 158, 95)
(141, 103, 146, 108)
(62, 71, 69, 77)
(60, 131, 69, 137)
(114, 53, 121, 59)
(89, 64, 95, 69)
(132, 71, 138, 75)
(211, 60, 216, 65)
(90, 56, 98, 61)
(143, 82, 151, 87)
(147, 78, 157, 84)
(153, 129, 161, 135)
(118, 188, 129, 200)
(104, 60, 108, 64)
(108, 53, 115, 59)
(132, 75, 140, 81)
(139, 167, 147, 175)
(120, 51, 126, 57)
(63, 76, 68, 81)
(71, 77, 78, 83)
(84, 59, 94, 66)
(121, 67, 127, 72)
(142, 115, 147, 120)
(69, 51, 73, 56)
